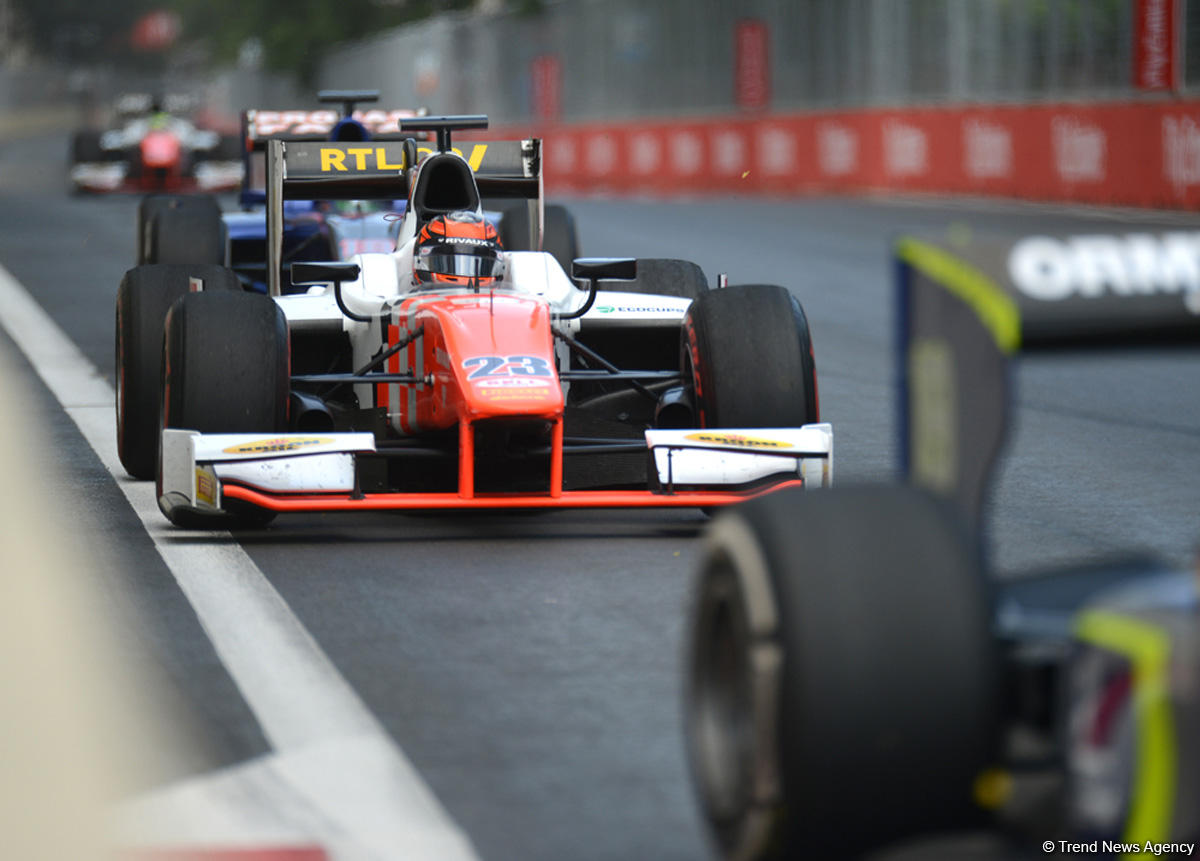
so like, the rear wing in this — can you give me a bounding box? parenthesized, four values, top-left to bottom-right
(265, 137, 542, 295)
(895, 230, 1200, 526)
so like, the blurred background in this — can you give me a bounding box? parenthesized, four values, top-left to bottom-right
(1, 3, 1197, 860)
(5, 0, 1200, 206)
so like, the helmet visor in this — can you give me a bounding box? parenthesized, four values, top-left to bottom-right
(417, 244, 503, 282)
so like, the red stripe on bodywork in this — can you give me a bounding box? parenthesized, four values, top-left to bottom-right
(376, 324, 399, 411)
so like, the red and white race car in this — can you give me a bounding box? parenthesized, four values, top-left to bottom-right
(70, 93, 242, 194)
(114, 115, 831, 526)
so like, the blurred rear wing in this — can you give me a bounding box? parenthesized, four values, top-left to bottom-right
(265, 137, 541, 295)
(244, 108, 426, 148)
(895, 230, 1200, 527)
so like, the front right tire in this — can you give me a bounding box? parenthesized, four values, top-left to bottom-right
(682, 284, 818, 428)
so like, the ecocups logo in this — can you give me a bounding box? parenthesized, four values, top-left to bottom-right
(1008, 233, 1200, 312)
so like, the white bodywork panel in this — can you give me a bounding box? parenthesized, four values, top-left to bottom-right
(274, 250, 690, 334)
(645, 424, 834, 489)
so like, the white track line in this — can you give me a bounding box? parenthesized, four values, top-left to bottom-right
(0, 261, 478, 861)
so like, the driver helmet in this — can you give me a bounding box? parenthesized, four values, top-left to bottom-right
(414, 211, 504, 287)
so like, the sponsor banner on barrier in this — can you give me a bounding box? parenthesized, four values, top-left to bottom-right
(1134, 0, 1179, 92)
(522, 98, 1200, 210)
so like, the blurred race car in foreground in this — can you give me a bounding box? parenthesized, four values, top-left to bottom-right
(114, 115, 831, 526)
(686, 231, 1199, 859)
(70, 92, 241, 194)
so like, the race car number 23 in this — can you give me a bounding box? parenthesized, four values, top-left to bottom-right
(463, 355, 553, 380)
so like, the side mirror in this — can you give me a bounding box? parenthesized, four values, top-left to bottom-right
(560, 257, 638, 320)
(290, 261, 370, 322)
(291, 261, 361, 287)
(571, 257, 637, 283)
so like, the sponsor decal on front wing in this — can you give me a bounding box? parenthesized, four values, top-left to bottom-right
(221, 437, 334, 455)
(684, 431, 793, 450)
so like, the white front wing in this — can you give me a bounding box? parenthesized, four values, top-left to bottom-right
(644, 424, 833, 489)
(160, 430, 377, 514)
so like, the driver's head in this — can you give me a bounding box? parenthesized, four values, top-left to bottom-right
(414, 211, 504, 287)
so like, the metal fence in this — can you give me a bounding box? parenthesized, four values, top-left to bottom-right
(317, 0, 1185, 126)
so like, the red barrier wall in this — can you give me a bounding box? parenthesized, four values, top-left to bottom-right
(507, 101, 1200, 210)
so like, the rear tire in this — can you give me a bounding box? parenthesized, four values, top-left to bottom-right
(115, 264, 240, 479)
(160, 290, 289, 527)
(138, 194, 224, 265)
(687, 485, 999, 859)
(682, 284, 818, 427)
(604, 258, 708, 300)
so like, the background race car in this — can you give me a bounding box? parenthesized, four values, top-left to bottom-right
(137, 91, 580, 295)
(69, 92, 242, 194)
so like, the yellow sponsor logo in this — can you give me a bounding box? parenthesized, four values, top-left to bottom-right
(318, 144, 489, 172)
(222, 437, 333, 455)
(684, 432, 791, 450)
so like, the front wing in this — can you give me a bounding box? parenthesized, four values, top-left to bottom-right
(70, 161, 243, 193)
(159, 424, 833, 521)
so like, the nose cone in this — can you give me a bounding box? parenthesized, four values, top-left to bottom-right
(439, 295, 564, 419)
(141, 131, 181, 167)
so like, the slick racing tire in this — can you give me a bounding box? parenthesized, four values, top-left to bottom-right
(498, 203, 580, 274)
(605, 258, 708, 301)
(682, 284, 817, 428)
(115, 264, 241, 479)
(138, 194, 224, 265)
(686, 485, 1000, 860)
(160, 290, 289, 528)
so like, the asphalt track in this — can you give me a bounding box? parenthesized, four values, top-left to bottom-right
(1, 131, 1198, 859)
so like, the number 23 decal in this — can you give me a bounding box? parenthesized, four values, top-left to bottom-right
(463, 355, 553, 380)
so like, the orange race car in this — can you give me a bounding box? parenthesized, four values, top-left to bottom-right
(114, 116, 831, 526)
